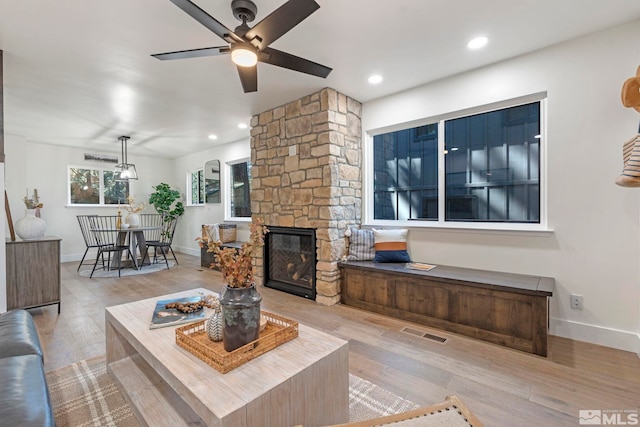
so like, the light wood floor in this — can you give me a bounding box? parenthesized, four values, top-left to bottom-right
(29, 255, 640, 426)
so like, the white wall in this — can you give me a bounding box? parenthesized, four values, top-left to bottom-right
(363, 20, 640, 353)
(170, 138, 251, 258)
(0, 162, 6, 313)
(4, 136, 173, 262)
(2, 133, 251, 266)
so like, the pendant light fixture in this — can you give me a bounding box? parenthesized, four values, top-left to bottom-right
(114, 136, 138, 181)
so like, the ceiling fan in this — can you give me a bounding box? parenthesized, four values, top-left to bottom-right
(152, 0, 332, 93)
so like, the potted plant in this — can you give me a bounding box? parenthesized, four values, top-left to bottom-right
(148, 183, 185, 220)
(197, 218, 268, 351)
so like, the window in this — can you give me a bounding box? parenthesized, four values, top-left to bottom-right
(68, 167, 129, 205)
(374, 124, 438, 221)
(187, 169, 205, 205)
(227, 160, 252, 219)
(371, 100, 543, 228)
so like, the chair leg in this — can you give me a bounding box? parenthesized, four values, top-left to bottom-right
(169, 246, 178, 265)
(77, 247, 90, 271)
(117, 250, 122, 277)
(161, 247, 169, 269)
(90, 250, 101, 278)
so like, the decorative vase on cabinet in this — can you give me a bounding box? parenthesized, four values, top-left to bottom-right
(15, 209, 46, 240)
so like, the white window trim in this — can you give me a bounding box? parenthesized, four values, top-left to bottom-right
(66, 164, 129, 207)
(363, 93, 552, 233)
(186, 168, 205, 207)
(224, 157, 251, 222)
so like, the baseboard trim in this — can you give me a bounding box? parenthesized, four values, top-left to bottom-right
(550, 317, 640, 356)
(176, 246, 199, 257)
(61, 253, 85, 263)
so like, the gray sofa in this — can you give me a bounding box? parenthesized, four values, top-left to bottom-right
(0, 310, 55, 426)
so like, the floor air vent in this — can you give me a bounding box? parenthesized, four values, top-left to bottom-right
(401, 327, 447, 344)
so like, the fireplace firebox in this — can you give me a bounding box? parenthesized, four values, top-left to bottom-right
(264, 226, 316, 300)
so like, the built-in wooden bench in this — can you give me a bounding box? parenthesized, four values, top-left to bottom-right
(338, 261, 554, 356)
(201, 240, 244, 269)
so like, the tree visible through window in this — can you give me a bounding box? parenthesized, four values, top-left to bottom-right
(372, 101, 541, 224)
(189, 169, 205, 205)
(69, 167, 128, 205)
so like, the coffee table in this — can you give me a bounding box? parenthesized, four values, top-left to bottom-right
(105, 288, 349, 427)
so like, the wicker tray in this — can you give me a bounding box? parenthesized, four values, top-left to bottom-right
(175, 311, 298, 373)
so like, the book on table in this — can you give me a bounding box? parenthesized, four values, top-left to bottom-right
(150, 296, 206, 330)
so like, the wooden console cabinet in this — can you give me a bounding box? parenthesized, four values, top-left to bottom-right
(339, 261, 554, 356)
(6, 236, 61, 313)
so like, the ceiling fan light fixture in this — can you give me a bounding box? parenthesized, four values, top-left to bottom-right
(231, 44, 258, 67)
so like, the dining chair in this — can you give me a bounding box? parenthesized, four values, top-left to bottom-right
(140, 213, 163, 243)
(76, 215, 100, 272)
(144, 215, 179, 269)
(88, 215, 136, 278)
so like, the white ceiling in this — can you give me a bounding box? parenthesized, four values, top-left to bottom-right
(2, 0, 640, 159)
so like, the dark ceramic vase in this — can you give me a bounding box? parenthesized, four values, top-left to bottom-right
(219, 284, 262, 352)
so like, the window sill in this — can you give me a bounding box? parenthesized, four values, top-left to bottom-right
(364, 220, 554, 235)
(65, 204, 123, 208)
(224, 217, 251, 223)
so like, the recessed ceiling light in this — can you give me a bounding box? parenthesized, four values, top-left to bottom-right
(208, 134, 218, 140)
(238, 123, 248, 129)
(467, 36, 488, 50)
(368, 74, 383, 85)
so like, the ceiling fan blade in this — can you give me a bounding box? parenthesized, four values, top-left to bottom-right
(237, 65, 258, 93)
(169, 0, 242, 43)
(260, 47, 331, 78)
(244, 0, 320, 50)
(151, 46, 230, 60)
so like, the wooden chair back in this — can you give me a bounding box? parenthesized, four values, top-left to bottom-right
(88, 215, 122, 248)
(140, 213, 163, 242)
(77, 215, 100, 248)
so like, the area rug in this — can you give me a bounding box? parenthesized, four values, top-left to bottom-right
(78, 261, 176, 278)
(46, 356, 419, 427)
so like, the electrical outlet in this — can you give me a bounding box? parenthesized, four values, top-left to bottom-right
(570, 294, 584, 310)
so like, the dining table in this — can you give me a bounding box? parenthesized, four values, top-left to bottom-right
(113, 226, 162, 270)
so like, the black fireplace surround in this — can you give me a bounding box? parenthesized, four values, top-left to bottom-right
(264, 226, 316, 300)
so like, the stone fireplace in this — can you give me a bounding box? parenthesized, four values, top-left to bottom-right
(250, 88, 362, 305)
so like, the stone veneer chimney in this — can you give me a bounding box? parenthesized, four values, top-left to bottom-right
(250, 88, 362, 305)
